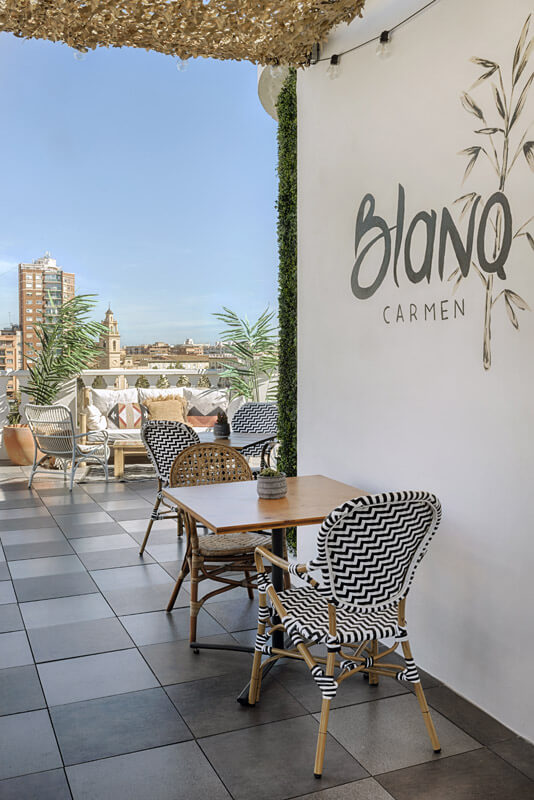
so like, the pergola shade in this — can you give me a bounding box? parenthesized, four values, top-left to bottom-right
(0, 0, 365, 66)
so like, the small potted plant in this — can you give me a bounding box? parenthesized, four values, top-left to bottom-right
(257, 467, 287, 499)
(2, 396, 39, 466)
(213, 410, 230, 438)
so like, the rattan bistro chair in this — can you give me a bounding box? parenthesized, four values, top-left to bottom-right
(139, 420, 200, 556)
(165, 442, 272, 641)
(249, 490, 442, 778)
(25, 404, 109, 491)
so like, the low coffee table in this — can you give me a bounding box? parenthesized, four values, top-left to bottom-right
(112, 440, 147, 478)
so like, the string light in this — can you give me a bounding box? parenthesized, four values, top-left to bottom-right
(376, 31, 392, 59)
(317, 0, 438, 66)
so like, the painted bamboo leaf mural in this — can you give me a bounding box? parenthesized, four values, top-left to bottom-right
(454, 13, 533, 369)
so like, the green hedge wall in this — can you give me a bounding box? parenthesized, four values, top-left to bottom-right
(276, 69, 297, 548)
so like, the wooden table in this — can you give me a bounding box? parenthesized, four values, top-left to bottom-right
(162, 474, 366, 702)
(112, 431, 275, 479)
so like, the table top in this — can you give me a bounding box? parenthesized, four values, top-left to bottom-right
(162, 474, 367, 534)
(196, 431, 275, 450)
(111, 440, 146, 451)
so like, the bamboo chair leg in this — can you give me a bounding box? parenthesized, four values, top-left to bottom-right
(401, 640, 441, 752)
(166, 544, 191, 612)
(368, 639, 379, 685)
(314, 697, 331, 778)
(188, 553, 201, 644)
(177, 510, 184, 537)
(244, 570, 254, 600)
(314, 643, 336, 778)
(139, 494, 162, 555)
(249, 592, 268, 705)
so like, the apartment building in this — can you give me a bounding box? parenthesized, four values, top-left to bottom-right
(0, 324, 22, 395)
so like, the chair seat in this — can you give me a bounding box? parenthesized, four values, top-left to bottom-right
(78, 443, 108, 457)
(278, 585, 402, 644)
(198, 532, 271, 557)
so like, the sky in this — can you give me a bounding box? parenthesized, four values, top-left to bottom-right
(0, 35, 278, 344)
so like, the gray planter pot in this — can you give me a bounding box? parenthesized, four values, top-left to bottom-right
(213, 423, 230, 437)
(257, 473, 287, 499)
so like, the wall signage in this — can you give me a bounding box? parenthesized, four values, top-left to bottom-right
(350, 14, 533, 369)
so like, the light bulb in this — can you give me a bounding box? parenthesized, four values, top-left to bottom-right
(376, 31, 392, 59)
(269, 65, 284, 79)
(73, 49, 87, 61)
(176, 58, 188, 72)
(327, 54, 341, 80)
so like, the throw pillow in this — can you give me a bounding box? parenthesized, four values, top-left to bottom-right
(145, 395, 188, 422)
(107, 402, 148, 430)
(86, 404, 107, 432)
(186, 405, 226, 428)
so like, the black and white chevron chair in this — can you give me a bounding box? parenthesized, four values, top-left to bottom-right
(230, 402, 278, 471)
(248, 490, 442, 778)
(138, 420, 200, 555)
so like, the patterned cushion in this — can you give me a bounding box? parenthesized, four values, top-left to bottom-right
(186, 405, 225, 428)
(145, 396, 188, 422)
(107, 402, 148, 430)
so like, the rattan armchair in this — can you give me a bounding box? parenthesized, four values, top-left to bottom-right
(25, 404, 109, 491)
(165, 442, 272, 642)
(248, 491, 442, 778)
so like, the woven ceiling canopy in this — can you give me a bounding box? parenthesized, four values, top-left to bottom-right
(0, 1, 366, 67)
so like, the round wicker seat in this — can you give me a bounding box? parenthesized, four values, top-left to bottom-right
(198, 531, 271, 557)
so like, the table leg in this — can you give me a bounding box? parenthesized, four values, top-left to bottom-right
(114, 447, 124, 479)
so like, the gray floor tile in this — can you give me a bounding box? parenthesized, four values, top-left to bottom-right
(42, 492, 97, 507)
(120, 517, 177, 534)
(64, 521, 127, 539)
(98, 498, 152, 512)
(0, 631, 33, 669)
(296, 778, 395, 799)
(205, 596, 259, 631)
(83, 483, 136, 496)
(0, 496, 43, 510)
(119, 607, 224, 646)
(67, 740, 230, 800)
(167, 667, 308, 737)
(0, 506, 51, 521)
(38, 648, 159, 705)
(13, 571, 98, 602)
(71, 533, 136, 553)
(78, 547, 154, 570)
(90, 563, 173, 590)
(490, 736, 534, 781)
(0, 604, 23, 633)
(377, 747, 534, 799)
(0, 582, 16, 605)
(272, 658, 409, 714)
(144, 542, 187, 561)
(321, 693, 482, 775)
(3, 539, 75, 561)
(0, 768, 71, 800)
(140, 634, 252, 685)
(107, 508, 153, 521)
(21, 592, 114, 629)
(0, 710, 62, 780)
(0, 664, 46, 715)
(55, 511, 115, 532)
(0, 526, 64, 545)
(0, 563, 9, 581)
(52, 687, 192, 765)
(101, 583, 185, 615)
(28, 616, 134, 662)
(425, 685, 513, 745)
(200, 715, 367, 800)
(0, 517, 60, 531)
(8, 554, 85, 579)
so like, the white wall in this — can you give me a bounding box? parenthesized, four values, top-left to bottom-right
(297, 0, 534, 741)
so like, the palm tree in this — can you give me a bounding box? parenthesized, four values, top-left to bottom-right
(213, 307, 278, 401)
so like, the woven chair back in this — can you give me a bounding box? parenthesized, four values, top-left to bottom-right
(309, 491, 442, 611)
(25, 404, 75, 456)
(141, 420, 199, 483)
(230, 402, 278, 456)
(169, 442, 253, 488)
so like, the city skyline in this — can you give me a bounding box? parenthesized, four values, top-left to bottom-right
(0, 36, 278, 343)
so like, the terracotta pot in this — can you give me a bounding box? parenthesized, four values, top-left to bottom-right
(3, 425, 41, 466)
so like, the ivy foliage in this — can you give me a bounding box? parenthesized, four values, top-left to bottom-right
(276, 69, 297, 550)
(276, 69, 297, 480)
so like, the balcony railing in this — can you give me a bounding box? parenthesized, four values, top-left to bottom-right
(0, 366, 230, 459)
